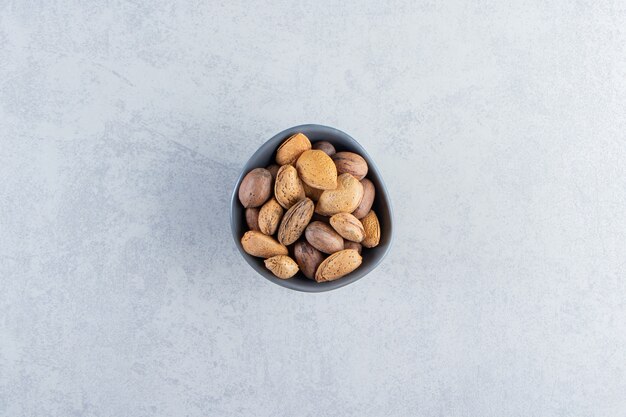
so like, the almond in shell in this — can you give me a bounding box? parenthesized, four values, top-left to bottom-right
(360, 210, 380, 248)
(332, 152, 368, 180)
(276, 133, 311, 165)
(303, 182, 324, 202)
(238, 168, 272, 208)
(264, 255, 299, 279)
(315, 249, 362, 282)
(274, 165, 305, 209)
(316, 173, 364, 216)
(352, 178, 375, 219)
(296, 150, 337, 190)
(277, 198, 314, 246)
(305, 221, 344, 254)
(330, 212, 365, 242)
(258, 198, 283, 235)
(241, 231, 288, 258)
(294, 241, 324, 280)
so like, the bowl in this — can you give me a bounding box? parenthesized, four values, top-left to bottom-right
(230, 124, 393, 292)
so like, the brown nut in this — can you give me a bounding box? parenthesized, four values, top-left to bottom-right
(274, 165, 305, 209)
(296, 150, 337, 190)
(316, 173, 364, 216)
(352, 178, 375, 219)
(315, 249, 362, 282)
(245, 208, 260, 231)
(303, 182, 324, 202)
(331, 152, 368, 180)
(266, 164, 280, 180)
(238, 168, 272, 208)
(343, 241, 362, 254)
(304, 221, 344, 254)
(241, 231, 288, 258)
(294, 241, 324, 280)
(258, 198, 283, 235)
(264, 255, 299, 279)
(330, 212, 365, 242)
(312, 141, 336, 156)
(276, 133, 311, 165)
(360, 210, 380, 248)
(277, 198, 314, 246)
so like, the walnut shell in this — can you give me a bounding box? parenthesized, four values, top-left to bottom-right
(296, 150, 337, 190)
(315, 249, 362, 282)
(264, 255, 299, 279)
(360, 210, 380, 248)
(258, 198, 283, 235)
(277, 198, 314, 246)
(330, 212, 365, 242)
(276, 133, 311, 165)
(274, 165, 305, 209)
(241, 231, 288, 258)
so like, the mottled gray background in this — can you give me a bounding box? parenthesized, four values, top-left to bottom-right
(1, 1, 625, 416)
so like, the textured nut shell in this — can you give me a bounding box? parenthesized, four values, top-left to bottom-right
(303, 182, 324, 202)
(304, 221, 344, 254)
(332, 152, 368, 180)
(330, 213, 365, 242)
(312, 141, 336, 156)
(343, 241, 362, 254)
(238, 168, 272, 208)
(274, 165, 305, 209)
(316, 173, 364, 216)
(264, 255, 299, 279)
(266, 164, 280, 180)
(294, 241, 324, 280)
(276, 133, 311, 165)
(241, 231, 288, 258)
(315, 249, 362, 282)
(277, 198, 314, 246)
(360, 210, 381, 248)
(245, 208, 260, 231)
(352, 178, 375, 219)
(258, 198, 283, 235)
(296, 150, 337, 190)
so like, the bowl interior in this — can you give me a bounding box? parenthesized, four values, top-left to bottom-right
(230, 124, 393, 292)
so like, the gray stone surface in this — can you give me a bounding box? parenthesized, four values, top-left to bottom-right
(1, 1, 625, 416)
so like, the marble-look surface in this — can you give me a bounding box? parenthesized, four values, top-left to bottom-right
(1, 1, 625, 416)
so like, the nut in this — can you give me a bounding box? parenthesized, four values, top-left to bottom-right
(274, 165, 305, 209)
(352, 178, 375, 219)
(276, 133, 311, 165)
(315, 249, 362, 282)
(312, 141, 336, 156)
(277, 198, 314, 245)
(266, 164, 280, 180)
(296, 150, 337, 190)
(264, 255, 299, 279)
(241, 231, 288, 258)
(238, 168, 272, 208)
(331, 152, 368, 180)
(258, 198, 283, 235)
(303, 182, 324, 202)
(245, 208, 260, 231)
(343, 241, 362, 254)
(304, 221, 344, 254)
(294, 241, 324, 279)
(330, 212, 365, 242)
(315, 173, 364, 216)
(360, 210, 380, 248)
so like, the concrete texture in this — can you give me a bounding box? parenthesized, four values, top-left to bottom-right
(1, 1, 625, 416)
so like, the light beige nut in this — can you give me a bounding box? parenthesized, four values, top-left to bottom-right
(245, 208, 260, 231)
(294, 241, 324, 280)
(343, 241, 362, 254)
(238, 168, 272, 208)
(296, 150, 337, 190)
(312, 141, 336, 156)
(241, 231, 288, 258)
(303, 182, 324, 202)
(331, 152, 368, 180)
(277, 198, 314, 246)
(360, 210, 380, 248)
(258, 198, 283, 235)
(276, 133, 311, 165)
(274, 165, 305, 209)
(352, 178, 375, 219)
(315, 249, 362, 282)
(330, 213, 365, 242)
(264, 255, 299, 279)
(304, 221, 344, 254)
(315, 173, 364, 216)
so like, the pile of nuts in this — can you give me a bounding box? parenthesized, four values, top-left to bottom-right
(238, 133, 380, 282)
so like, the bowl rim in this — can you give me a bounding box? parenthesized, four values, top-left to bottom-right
(229, 123, 394, 292)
